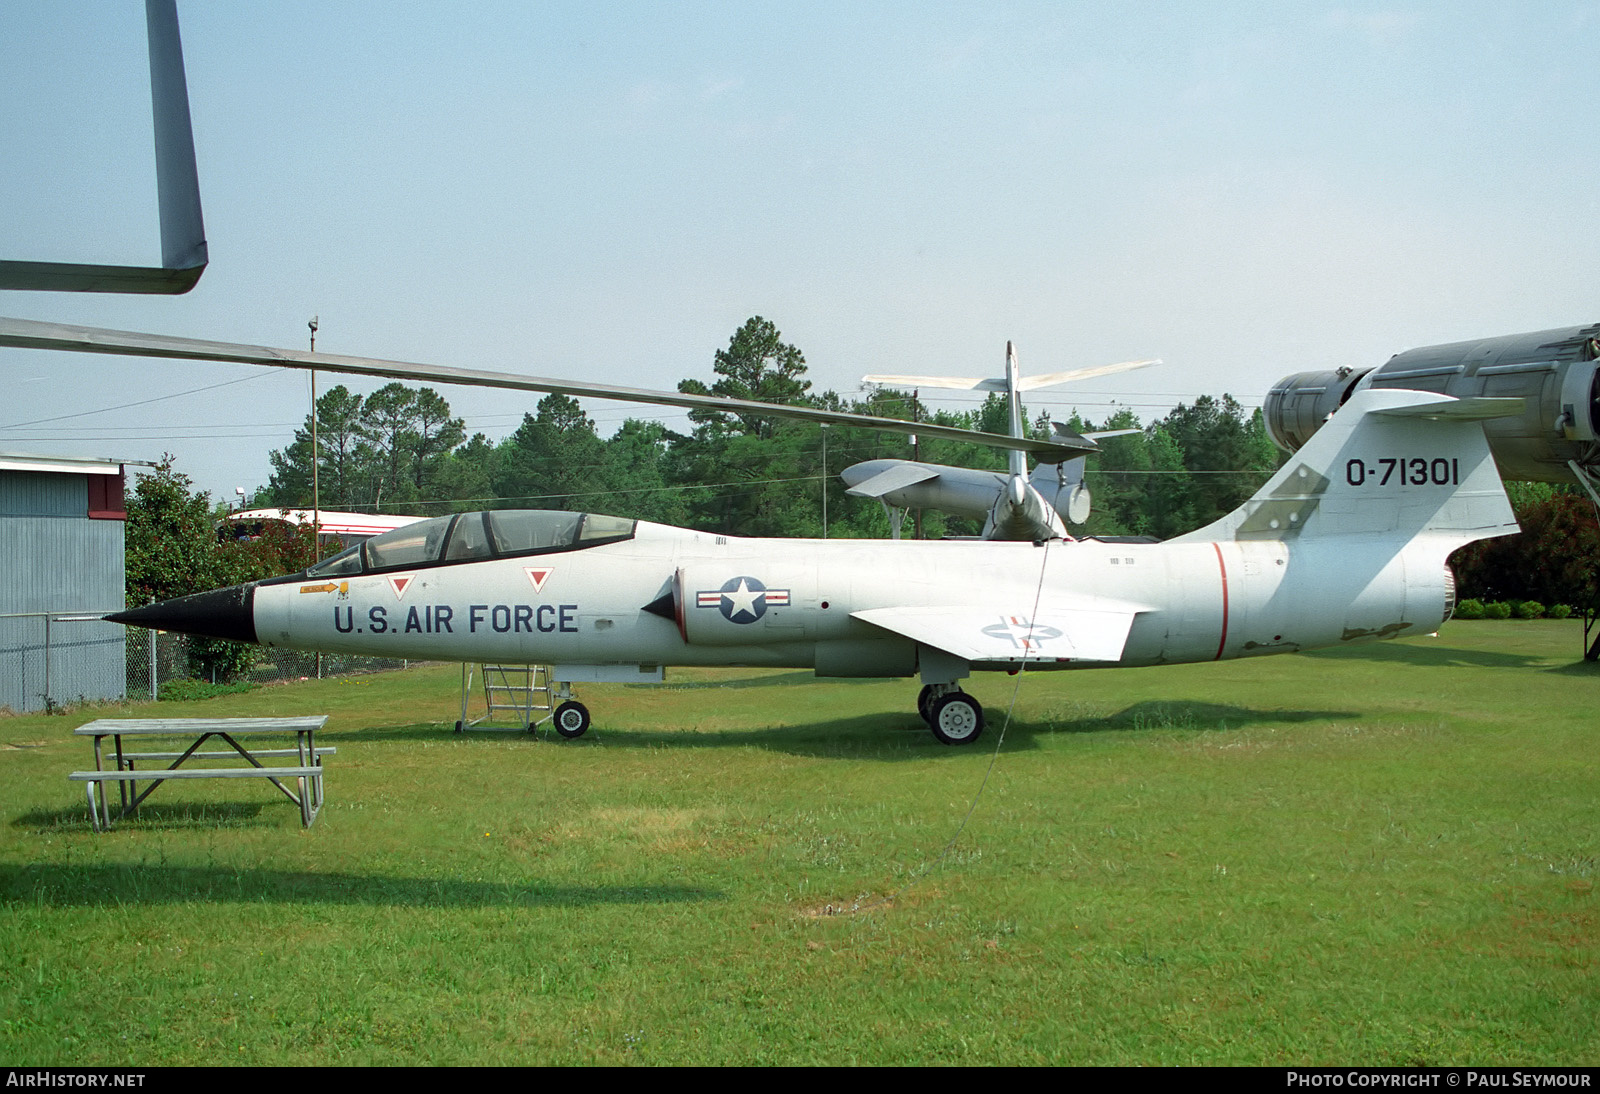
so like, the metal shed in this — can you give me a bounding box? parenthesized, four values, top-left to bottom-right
(0, 454, 128, 713)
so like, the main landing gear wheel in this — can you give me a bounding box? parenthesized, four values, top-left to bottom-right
(553, 700, 591, 739)
(916, 684, 938, 724)
(928, 693, 984, 746)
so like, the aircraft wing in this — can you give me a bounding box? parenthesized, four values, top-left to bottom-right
(852, 605, 1142, 664)
(0, 317, 1090, 463)
(842, 462, 942, 499)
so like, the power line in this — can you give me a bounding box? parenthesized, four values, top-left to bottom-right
(9, 432, 293, 443)
(1, 372, 273, 429)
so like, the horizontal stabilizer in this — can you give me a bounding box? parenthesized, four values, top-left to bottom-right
(853, 605, 1141, 663)
(1017, 359, 1159, 390)
(843, 462, 942, 499)
(862, 358, 1158, 394)
(861, 374, 1003, 391)
(1046, 422, 1140, 454)
(0, 260, 204, 294)
(1371, 396, 1525, 421)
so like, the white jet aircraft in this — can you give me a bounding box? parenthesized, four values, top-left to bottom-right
(97, 384, 1521, 744)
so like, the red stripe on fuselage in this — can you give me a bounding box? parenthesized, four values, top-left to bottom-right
(1212, 542, 1229, 661)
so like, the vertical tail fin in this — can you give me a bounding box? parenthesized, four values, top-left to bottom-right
(1004, 341, 1026, 478)
(1171, 389, 1520, 550)
(147, 0, 208, 278)
(0, 0, 206, 293)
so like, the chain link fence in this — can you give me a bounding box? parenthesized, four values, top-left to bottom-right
(1, 612, 126, 714)
(121, 629, 416, 700)
(4, 611, 420, 714)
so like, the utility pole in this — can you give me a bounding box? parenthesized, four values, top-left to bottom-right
(912, 388, 923, 539)
(308, 316, 320, 560)
(821, 423, 830, 539)
(309, 316, 322, 681)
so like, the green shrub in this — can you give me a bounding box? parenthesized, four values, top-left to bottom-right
(1454, 598, 1485, 620)
(1548, 604, 1573, 620)
(186, 636, 259, 683)
(1484, 601, 1513, 620)
(157, 679, 257, 703)
(1514, 600, 1545, 619)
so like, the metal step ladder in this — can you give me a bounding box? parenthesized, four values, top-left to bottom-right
(456, 663, 553, 732)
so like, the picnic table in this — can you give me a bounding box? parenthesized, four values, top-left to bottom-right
(71, 717, 331, 831)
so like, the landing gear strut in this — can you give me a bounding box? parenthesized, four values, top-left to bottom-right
(917, 683, 984, 745)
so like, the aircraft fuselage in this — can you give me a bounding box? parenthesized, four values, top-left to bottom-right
(248, 524, 1447, 677)
(108, 387, 1516, 743)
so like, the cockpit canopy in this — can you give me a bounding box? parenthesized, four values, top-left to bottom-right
(305, 510, 636, 578)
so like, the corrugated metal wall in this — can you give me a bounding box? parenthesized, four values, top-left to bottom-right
(0, 471, 125, 713)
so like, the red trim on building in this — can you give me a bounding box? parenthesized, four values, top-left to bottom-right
(87, 468, 127, 521)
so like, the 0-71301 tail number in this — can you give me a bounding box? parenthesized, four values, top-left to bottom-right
(1345, 457, 1459, 488)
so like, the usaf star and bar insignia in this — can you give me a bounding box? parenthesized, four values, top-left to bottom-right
(696, 576, 791, 624)
(981, 615, 1063, 652)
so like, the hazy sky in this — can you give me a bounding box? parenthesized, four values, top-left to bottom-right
(2, 1, 1597, 502)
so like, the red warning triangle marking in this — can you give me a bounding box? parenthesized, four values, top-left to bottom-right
(525, 567, 553, 593)
(387, 575, 414, 599)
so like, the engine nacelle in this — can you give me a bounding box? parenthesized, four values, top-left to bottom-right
(1265, 324, 1600, 485)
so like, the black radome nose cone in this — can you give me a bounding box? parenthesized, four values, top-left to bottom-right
(106, 583, 258, 644)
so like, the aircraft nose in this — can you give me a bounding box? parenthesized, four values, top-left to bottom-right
(106, 582, 259, 644)
(1007, 473, 1028, 508)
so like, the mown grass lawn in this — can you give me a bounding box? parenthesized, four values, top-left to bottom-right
(2, 621, 1594, 1065)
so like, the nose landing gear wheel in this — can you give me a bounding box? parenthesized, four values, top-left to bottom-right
(553, 700, 591, 739)
(928, 693, 984, 745)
